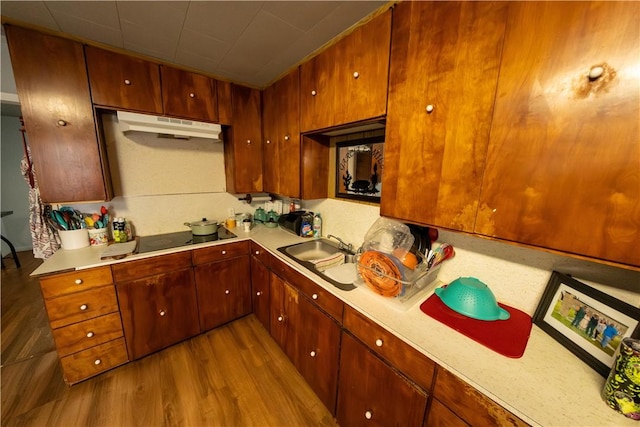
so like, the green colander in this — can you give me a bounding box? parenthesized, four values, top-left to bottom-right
(434, 277, 510, 321)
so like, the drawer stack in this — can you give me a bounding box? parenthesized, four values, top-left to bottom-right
(39, 267, 128, 384)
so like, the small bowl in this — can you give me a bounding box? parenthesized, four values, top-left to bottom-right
(434, 277, 510, 321)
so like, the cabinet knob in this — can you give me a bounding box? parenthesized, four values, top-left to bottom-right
(284, 135, 290, 141)
(159, 310, 166, 316)
(124, 79, 131, 85)
(311, 90, 317, 96)
(75, 279, 83, 285)
(589, 65, 604, 80)
(375, 338, 383, 347)
(255, 250, 260, 255)
(222, 250, 227, 255)
(365, 410, 373, 420)
(353, 71, 360, 79)
(312, 293, 318, 300)
(189, 92, 195, 98)
(80, 304, 88, 311)
(86, 331, 94, 338)
(56, 119, 67, 127)
(94, 359, 102, 366)
(247, 139, 251, 144)
(277, 315, 284, 322)
(266, 139, 271, 144)
(310, 350, 316, 357)
(256, 291, 262, 296)
(426, 104, 434, 113)
(225, 289, 230, 295)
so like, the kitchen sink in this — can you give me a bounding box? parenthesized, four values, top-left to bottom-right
(277, 239, 357, 291)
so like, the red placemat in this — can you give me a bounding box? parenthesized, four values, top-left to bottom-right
(420, 293, 532, 358)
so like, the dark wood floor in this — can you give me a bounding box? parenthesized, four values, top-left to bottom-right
(1, 251, 338, 427)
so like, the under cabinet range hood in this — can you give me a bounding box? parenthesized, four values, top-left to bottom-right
(116, 111, 222, 141)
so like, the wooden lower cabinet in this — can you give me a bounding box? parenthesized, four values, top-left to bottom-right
(425, 399, 469, 427)
(59, 338, 128, 385)
(194, 255, 251, 332)
(336, 332, 428, 426)
(114, 253, 199, 360)
(250, 242, 271, 332)
(270, 271, 341, 414)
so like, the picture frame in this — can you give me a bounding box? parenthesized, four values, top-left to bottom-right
(335, 135, 384, 203)
(533, 271, 640, 377)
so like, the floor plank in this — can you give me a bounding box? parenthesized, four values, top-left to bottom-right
(1, 251, 339, 427)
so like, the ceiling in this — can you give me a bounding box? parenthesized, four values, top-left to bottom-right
(0, 1, 387, 90)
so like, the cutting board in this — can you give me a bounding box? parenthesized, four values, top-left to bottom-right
(100, 240, 137, 260)
(420, 293, 532, 358)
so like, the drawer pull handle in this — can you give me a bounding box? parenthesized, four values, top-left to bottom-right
(222, 250, 227, 255)
(255, 250, 260, 255)
(375, 339, 383, 347)
(159, 310, 166, 316)
(80, 304, 88, 311)
(225, 289, 230, 295)
(75, 279, 83, 285)
(312, 293, 318, 300)
(426, 104, 434, 113)
(310, 350, 316, 357)
(124, 79, 131, 85)
(56, 119, 67, 127)
(277, 315, 284, 322)
(94, 359, 102, 365)
(256, 291, 262, 296)
(365, 410, 372, 420)
(189, 92, 195, 98)
(353, 71, 360, 79)
(311, 90, 317, 96)
(86, 332, 94, 338)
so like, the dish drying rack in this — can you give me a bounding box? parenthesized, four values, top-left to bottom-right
(355, 249, 442, 303)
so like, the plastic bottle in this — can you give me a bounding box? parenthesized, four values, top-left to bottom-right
(313, 213, 322, 239)
(300, 212, 313, 237)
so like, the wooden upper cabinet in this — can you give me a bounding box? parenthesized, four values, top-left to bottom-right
(300, 9, 391, 132)
(476, 1, 640, 267)
(262, 68, 301, 198)
(381, 1, 508, 232)
(85, 46, 162, 114)
(224, 84, 263, 194)
(161, 65, 218, 122)
(4, 25, 112, 203)
(217, 80, 233, 125)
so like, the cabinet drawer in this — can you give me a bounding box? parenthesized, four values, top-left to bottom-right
(112, 251, 192, 282)
(40, 267, 113, 299)
(45, 285, 119, 329)
(60, 337, 128, 385)
(271, 256, 343, 323)
(250, 241, 271, 267)
(433, 367, 529, 427)
(344, 305, 435, 392)
(52, 312, 124, 357)
(192, 240, 250, 265)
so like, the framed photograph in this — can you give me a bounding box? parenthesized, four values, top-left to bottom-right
(335, 135, 384, 202)
(533, 271, 640, 377)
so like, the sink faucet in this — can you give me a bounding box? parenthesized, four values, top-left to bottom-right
(327, 235, 354, 254)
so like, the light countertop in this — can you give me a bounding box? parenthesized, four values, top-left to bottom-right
(31, 225, 635, 427)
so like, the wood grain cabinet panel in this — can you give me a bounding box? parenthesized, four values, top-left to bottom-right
(40, 266, 113, 299)
(60, 338, 128, 385)
(250, 245, 271, 332)
(381, 1, 508, 232)
(224, 84, 263, 194)
(217, 80, 233, 125)
(192, 240, 249, 265)
(161, 65, 218, 122)
(52, 312, 124, 357)
(194, 255, 251, 332)
(4, 25, 112, 203)
(475, 1, 640, 267)
(262, 68, 301, 198)
(432, 368, 528, 427)
(85, 45, 162, 113)
(44, 285, 119, 330)
(116, 267, 200, 360)
(424, 399, 470, 427)
(111, 251, 192, 282)
(336, 332, 428, 427)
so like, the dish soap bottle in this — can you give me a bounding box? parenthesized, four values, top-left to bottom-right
(313, 213, 322, 239)
(300, 212, 314, 237)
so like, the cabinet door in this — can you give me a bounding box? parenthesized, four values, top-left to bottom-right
(269, 272, 299, 361)
(85, 46, 162, 113)
(332, 9, 391, 127)
(250, 254, 271, 332)
(300, 45, 336, 132)
(5, 25, 111, 203)
(225, 85, 263, 193)
(194, 255, 251, 332)
(295, 295, 341, 415)
(262, 68, 301, 198)
(476, 2, 640, 266)
(116, 268, 199, 360)
(161, 66, 217, 122)
(381, 2, 508, 232)
(424, 399, 469, 427)
(217, 80, 233, 125)
(336, 332, 428, 427)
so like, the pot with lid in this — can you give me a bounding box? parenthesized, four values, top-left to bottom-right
(184, 218, 220, 235)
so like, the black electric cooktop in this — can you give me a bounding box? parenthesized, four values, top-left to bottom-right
(137, 228, 237, 254)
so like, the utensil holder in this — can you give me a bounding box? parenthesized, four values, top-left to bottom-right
(88, 227, 108, 246)
(58, 229, 89, 250)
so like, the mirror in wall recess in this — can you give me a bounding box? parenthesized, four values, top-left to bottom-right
(336, 134, 384, 203)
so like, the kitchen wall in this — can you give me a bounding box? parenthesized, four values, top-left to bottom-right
(0, 113, 32, 254)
